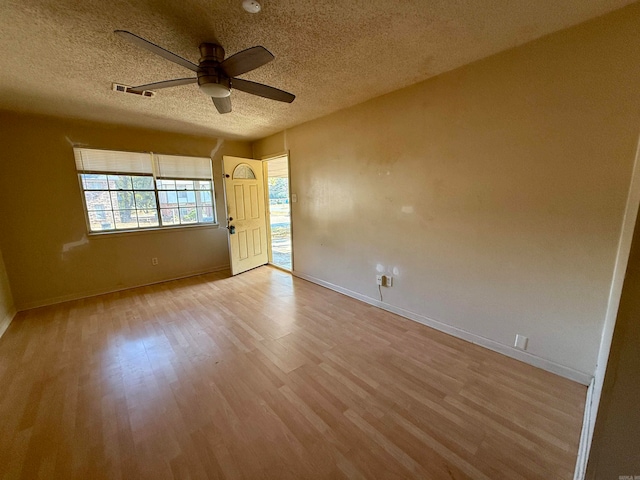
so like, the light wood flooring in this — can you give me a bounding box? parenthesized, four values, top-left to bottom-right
(0, 267, 586, 479)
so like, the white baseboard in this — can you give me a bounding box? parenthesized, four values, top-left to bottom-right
(16, 265, 230, 311)
(0, 307, 16, 339)
(293, 271, 593, 386)
(573, 378, 595, 480)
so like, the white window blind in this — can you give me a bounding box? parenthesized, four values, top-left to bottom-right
(154, 154, 212, 180)
(74, 149, 212, 179)
(74, 148, 153, 175)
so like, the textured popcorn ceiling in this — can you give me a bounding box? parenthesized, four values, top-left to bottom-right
(0, 0, 635, 140)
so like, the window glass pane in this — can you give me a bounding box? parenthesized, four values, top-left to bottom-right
(110, 191, 135, 210)
(81, 174, 108, 190)
(179, 207, 197, 224)
(198, 206, 214, 223)
(132, 176, 154, 190)
(233, 164, 256, 179)
(197, 181, 211, 190)
(88, 210, 115, 231)
(134, 191, 156, 209)
(196, 190, 212, 206)
(114, 210, 138, 229)
(85, 191, 111, 211)
(175, 180, 194, 190)
(160, 208, 179, 226)
(108, 175, 132, 190)
(137, 210, 159, 227)
(157, 179, 175, 190)
(178, 191, 196, 206)
(158, 191, 178, 207)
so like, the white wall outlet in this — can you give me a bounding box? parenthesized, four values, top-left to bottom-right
(152, 257, 158, 266)
(514, 334, 528, 350)
(383, 275, 393, 287)
(376, 275, 383, 286)
(291, 193, 298, 203)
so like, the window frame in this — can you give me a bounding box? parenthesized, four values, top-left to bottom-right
(74, 148, 218, 235)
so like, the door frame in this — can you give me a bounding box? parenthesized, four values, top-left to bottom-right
(261, 152, 293, 272)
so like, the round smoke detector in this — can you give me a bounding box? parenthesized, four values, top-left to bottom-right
(242, 0, 262, 13)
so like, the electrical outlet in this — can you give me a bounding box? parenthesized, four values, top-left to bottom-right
(514, 334, 528, 350)
(383, 275, 393, 287)
(376, 275, 383, 286)
(152, 257, 158, 266)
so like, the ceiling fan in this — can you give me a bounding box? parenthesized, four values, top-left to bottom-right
(114, 30, 295, 114)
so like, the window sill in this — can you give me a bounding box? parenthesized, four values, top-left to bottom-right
(88, 223, 221, 238)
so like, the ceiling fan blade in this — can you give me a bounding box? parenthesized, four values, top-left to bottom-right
(130, 77, 197, 92)
(115, 30, 199, 73)
(231, 78, 295, 103)
(212, 96, 232, 114)
(220, 46, 274, 78)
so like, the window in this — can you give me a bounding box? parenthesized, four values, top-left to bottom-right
(74, 148, 216, 233)
(233, 163, 256, 179)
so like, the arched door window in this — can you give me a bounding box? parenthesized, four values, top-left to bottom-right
(233, 164, 256, 179)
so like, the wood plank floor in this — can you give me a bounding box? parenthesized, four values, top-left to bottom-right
(0, 267, 586, 479)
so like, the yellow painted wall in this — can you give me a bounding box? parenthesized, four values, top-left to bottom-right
(0, 112, 251, 309)
(0, 246, 15, 337)
(253, 4, 640, 376)
(252, 131, 286, 159)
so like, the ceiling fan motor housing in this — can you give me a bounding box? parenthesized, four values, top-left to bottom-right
(199, 42, 225, 63)
(197, 43, 231, 98)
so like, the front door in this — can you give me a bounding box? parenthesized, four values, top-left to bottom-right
(223, 156, 268, 275)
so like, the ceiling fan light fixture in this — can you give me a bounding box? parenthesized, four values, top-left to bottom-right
(114, 30, 295, 114)
(199, 82, 231, 98)
(242, 0, 262, 13)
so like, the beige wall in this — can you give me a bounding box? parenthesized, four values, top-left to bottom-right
(253, 131, 287, 159)
(586, 206, 640, 477)
(0, 245, 15, 337)
(0, 112, 251, 309)
(253, 4, 640, 377)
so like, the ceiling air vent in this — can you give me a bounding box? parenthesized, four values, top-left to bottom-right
(111, 83, 156, 97)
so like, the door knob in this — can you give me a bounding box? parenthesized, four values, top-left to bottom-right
(228, 225, 236, 234)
